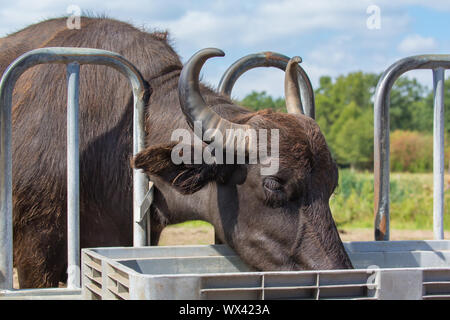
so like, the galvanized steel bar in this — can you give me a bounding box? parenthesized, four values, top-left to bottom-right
(133, 83, 149, 248)
(0, 47, 148, 290)
(433, 68, 445, 240)
(218, 52, 316, 119)
(66, 62, 81, 289)
(0, 58, 13, 291)
(374, 55, 450, 241)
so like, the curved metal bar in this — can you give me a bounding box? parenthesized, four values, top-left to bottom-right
(374, 54, 450, 241)
(0, 47, 148, 290)
(218, 52, 315, 119)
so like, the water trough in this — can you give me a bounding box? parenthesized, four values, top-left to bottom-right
(81, 241, 450, 300)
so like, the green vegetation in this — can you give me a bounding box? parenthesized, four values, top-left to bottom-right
(239, 73, 450, 172)
(390, 130, 433, 172)
(331, 170, 449, 230)
(168, 220, 211, 228)
(239, 91, 286, 113)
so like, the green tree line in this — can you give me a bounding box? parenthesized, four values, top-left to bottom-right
(238, 72, 450, 172)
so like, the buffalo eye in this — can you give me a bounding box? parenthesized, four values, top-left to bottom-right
(263, 177, 283, 191)
(262, 177, 287, 207)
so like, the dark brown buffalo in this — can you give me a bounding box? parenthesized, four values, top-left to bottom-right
(0, 17, 352, 288)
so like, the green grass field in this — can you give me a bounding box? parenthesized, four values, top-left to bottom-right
(331, 170, 450, 230)
(170, 170, 450, 232)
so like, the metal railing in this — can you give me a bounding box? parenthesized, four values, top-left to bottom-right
(374, 54, 450, 241)
(0, 47, 150, 292)
(218, 52, 316, 119)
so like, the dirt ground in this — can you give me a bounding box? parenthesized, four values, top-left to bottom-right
(158, 225, 450, 245)
(12, 226, 450, 289)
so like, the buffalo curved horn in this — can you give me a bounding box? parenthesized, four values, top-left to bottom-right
(284, 56, 302, 115)
(178, 48, 254, 153)
(218, 52, 315, 119)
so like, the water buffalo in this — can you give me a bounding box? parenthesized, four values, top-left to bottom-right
(1, 17, 352, 288)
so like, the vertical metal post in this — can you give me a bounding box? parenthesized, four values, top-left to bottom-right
(66, 62, 80, 288)
(0, 74, 13, 290)
(133, 87, 148, 247)
(0, 47, 148, 294)
(433, 68, 445, 240)
(374, 68, 393, 241)
(374, 55, 450, 241)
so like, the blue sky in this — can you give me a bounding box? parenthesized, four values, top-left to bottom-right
(0, 0, 449, 99)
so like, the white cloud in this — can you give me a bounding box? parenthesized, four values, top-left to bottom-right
(397, 34, 438, 54)
(0, 0, 448, 98)
(386, 0, 450, 11)
(152, 0, 411, 50)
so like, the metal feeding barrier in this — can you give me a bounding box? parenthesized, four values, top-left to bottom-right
(218, 51, 316, 119)
(0, 47, 151, 298)
(374, 55, 450, 241)
(1, 48, 450, 300)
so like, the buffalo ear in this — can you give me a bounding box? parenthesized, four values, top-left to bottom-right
(131, 142, 230, 194)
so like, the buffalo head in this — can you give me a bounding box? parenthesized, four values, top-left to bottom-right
(133, 48, 353, 271)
